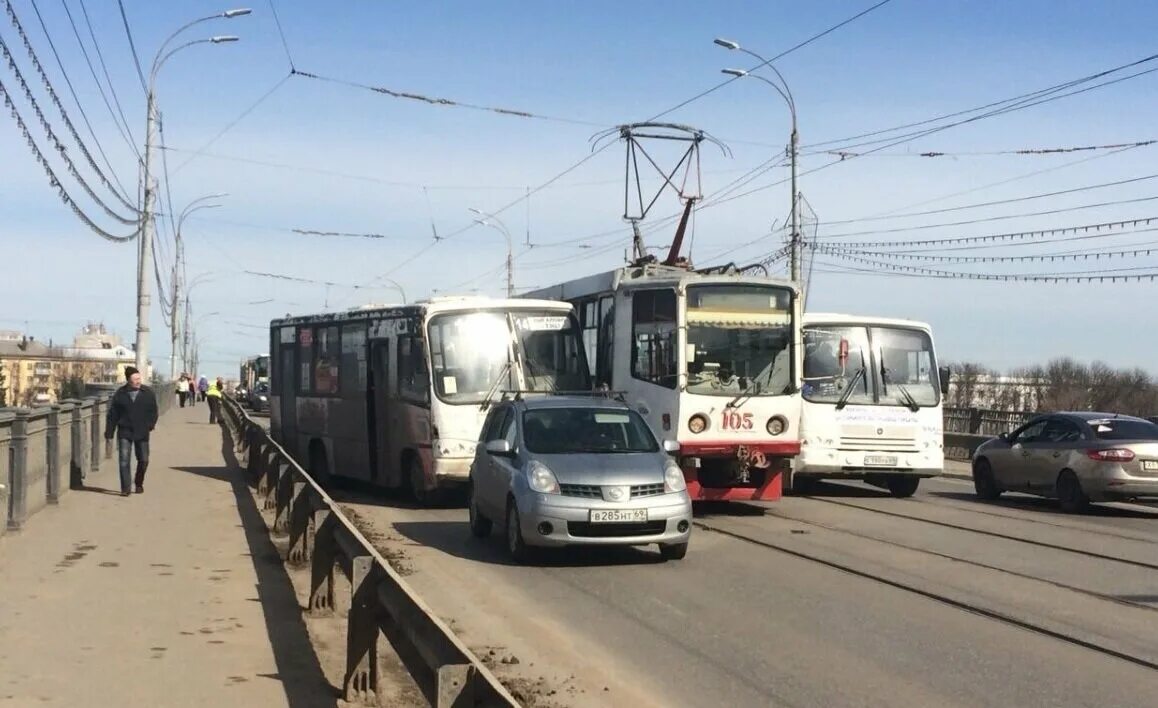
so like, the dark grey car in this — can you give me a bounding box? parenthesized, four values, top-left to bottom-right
(468, 396, 693, 563)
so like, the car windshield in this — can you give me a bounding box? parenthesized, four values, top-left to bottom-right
(523, 407, 659, 454)
(684, 284, 794, 396)
(1087, 418, 1158, 441)
(255, 382, 269, 394)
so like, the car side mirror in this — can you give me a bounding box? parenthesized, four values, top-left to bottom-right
(485, 439, 515, 457)
(938, 366, 951, 393)
(663, 439, 680, 454)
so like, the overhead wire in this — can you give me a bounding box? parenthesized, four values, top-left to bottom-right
(3, 0, 136, 210)
(820, 216, 1158, 250)
(25, 0, 132, 200)
(60, 0, 138, 153)
(0, 34, 138, 224)
(818, 249, 1158, 283)
(267, 0, 295, 71)
(115, 0, 146, 94)
(0, 74, 139, 241)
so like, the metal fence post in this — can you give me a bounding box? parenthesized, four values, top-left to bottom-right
(344, 555, 380, 704)
(7, 410, 29, 531)
(272, 463, 294, 535)
(309, 510, 336, 616)
(46, 405, 62, 504)
(70, 403, 88, 489)
(968, 407, 982, 435)
(90, 396, 104, 472)
(287, 481, 312, 565)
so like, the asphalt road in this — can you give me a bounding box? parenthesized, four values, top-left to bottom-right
(334, 471, 1158, 708)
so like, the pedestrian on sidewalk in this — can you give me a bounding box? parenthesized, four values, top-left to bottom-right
(188, 378, 197, 407)
(104, 366, 159, 496)
(206, 378, 223, 425)
(198, 376, 209, 402)
(176, 374, 189, 408)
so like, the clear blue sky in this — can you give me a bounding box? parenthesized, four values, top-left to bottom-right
(3, 0, 1158, 379)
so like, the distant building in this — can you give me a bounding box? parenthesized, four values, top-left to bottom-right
(947, 374, 1043, 412)
(0, 323, 150, 407)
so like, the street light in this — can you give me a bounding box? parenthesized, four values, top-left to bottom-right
(168, 194, 227, 379)
(468, 207, 514, 298)
(717, 37, 801, 283)
(134, 10, 248, 377)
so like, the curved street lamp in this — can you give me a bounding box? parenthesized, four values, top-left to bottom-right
(469, 207, 514, 297)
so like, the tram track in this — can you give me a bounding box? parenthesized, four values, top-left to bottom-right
(760, 507, 1158, 614)
(801, 496, 1158, 571)
(693, 516, 1158, 673)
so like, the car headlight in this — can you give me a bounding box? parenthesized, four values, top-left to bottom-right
(259, 395, 268, 401)
(528, 461, 560, 494)
(664, 460, 686, 493)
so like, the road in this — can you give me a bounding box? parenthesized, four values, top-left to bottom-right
(332, 472, 1158, 708)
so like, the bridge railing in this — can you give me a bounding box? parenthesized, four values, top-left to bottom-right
(218, 396, 518, 708)
(1, 388, 175, 536)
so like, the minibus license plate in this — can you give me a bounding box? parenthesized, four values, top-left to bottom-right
(864, 455, 898, 467)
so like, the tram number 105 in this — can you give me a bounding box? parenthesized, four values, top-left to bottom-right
(721, 411, 754, 431)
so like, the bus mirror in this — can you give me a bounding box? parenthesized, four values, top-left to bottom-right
(663, 439, 681, 454)
(838, 338, 849, 366)
(938, 366, 951, 393)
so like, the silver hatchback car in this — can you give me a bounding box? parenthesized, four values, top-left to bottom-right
(468, 395, 693, 563)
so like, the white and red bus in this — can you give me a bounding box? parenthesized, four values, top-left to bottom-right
(524, 263, 803, 501)
(269, 297, 589, 503)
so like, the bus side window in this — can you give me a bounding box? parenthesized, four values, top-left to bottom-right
(398, 335, 430, 405)
(597, 302, 615, 387)
(631, 289, 677, 390)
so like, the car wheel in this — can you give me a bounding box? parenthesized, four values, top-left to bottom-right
(886, 475, 919, 498)
(1056, 470, 1090, 514)
(468, 483, 492, 538)
(659, 542, 688, 561)
(506, 500, 531, 564)
(972, 459, 1002, 500)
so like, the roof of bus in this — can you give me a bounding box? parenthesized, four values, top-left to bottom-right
(522, 263, 797, 301)
(269, 296, 572, 327)
(803, 312, 932, 331)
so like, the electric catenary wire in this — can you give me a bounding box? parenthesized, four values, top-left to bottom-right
(5, 0, 136, 210)
(0, 74, 139, 242)
(115, 0, 146, 94)
(819, 249, 1158, 283)
(59, 0, 137, 154)
(0, 35, 137, 224)
(822, 216, 1158, 250)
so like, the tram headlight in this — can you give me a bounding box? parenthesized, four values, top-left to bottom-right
(766, 415, 788, 436)
(688, 414, 709, 434)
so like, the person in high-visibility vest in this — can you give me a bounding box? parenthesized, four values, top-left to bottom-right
(205, 379, 223, 425)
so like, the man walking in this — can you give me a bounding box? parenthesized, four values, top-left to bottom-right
(104, 366, 159, 496)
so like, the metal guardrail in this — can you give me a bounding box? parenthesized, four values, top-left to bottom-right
(943, 406, 1034, 437)
(218, 396, 519, 708)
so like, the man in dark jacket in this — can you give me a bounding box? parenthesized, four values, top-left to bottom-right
(104, 366, 159, 496)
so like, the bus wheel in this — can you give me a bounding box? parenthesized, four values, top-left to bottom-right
(886, 475, 919, 498)
(408, 456, 439, 506)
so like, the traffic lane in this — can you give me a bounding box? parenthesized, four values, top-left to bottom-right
(798, 477, 1158, 560)
(345, 499, 1156, 708)
(762, 492, 1158, 606)
(700, 506, 1158, 666)
(930, 465, 1158, 537)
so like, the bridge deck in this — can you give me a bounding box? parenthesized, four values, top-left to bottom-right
(0, 405, 340, 707)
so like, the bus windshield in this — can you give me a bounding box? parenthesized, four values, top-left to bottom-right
(684, 284, 795, 396)
(428, 310, 589, 404)
(803, 324, 939, 407)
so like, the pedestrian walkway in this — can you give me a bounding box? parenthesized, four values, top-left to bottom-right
(0, 404, 339, 707)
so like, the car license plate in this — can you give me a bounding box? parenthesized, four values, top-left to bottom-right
(1143, 461, 1158, 471)
(864, 454, 898, 467)
(589, 509, 648, 523)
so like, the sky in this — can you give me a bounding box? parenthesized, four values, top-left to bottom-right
(3, 0, 1158, 379)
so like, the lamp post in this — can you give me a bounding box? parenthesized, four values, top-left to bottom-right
(134, 9, 249, 377)
(169, 194, 226, 379)
(716, 37, 800, 283)
(468, 208, 514, 297)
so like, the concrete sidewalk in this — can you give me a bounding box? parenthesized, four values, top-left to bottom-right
(0, 405, 340, 707)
